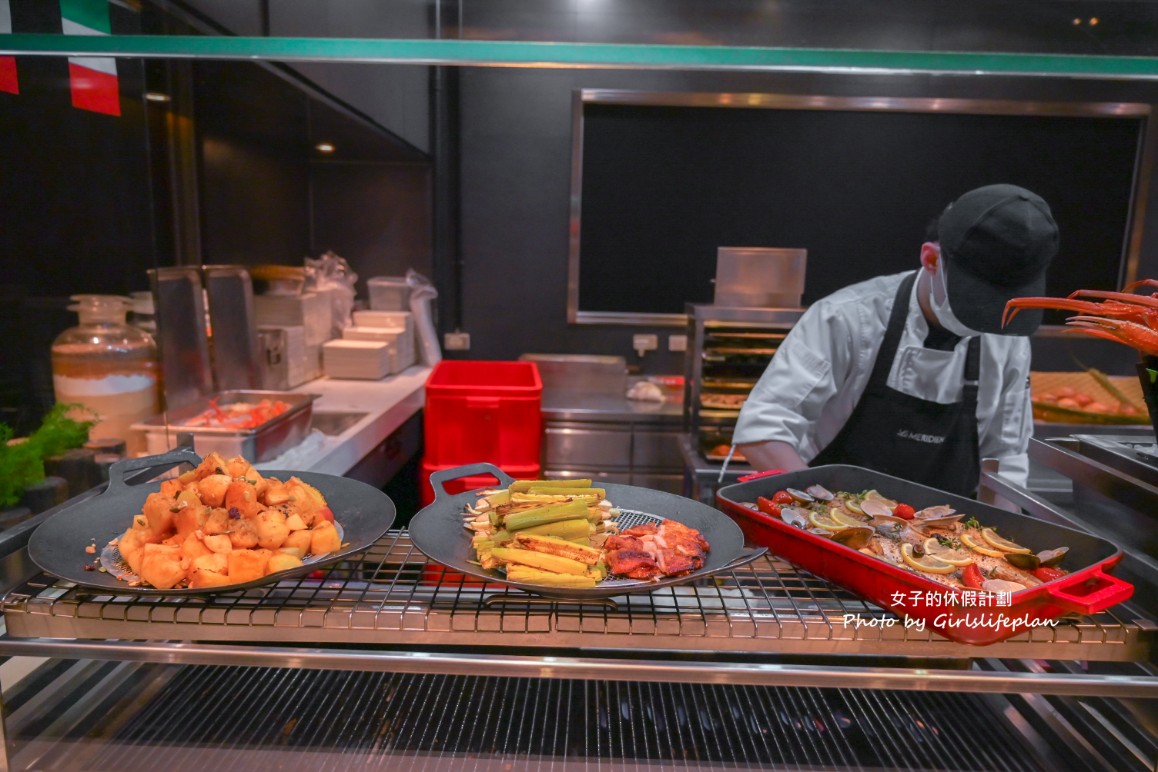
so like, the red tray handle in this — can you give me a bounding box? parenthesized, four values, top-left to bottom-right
(1046, 566, 1134, 615)
(737, 469, 785, 483)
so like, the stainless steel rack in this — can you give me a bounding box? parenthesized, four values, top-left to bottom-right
(2, 531, 1155, 696)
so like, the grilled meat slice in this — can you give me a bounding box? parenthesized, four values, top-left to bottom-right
(605, 549, 661, 580)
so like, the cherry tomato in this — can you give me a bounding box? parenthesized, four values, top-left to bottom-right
(756, 497, 782, 518)
(318, 507, 335, 523)
(1032, 566, 1065, 582)
(893, 503, 915, 520)
(961, 563, 985, 590)
(771, 490, 795, 506)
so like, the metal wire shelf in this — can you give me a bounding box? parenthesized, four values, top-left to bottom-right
(2, 531, 1151, 663)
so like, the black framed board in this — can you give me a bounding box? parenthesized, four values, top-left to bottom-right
(569, 92, 1149, 325)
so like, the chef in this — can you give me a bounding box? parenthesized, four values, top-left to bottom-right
(733, 183, 1059, 497)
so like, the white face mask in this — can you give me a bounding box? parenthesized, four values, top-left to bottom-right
(929, 261, 983, 337)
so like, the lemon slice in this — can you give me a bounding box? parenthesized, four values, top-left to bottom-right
(960, 532, 1006, 558)
(922, 537, 974, 566)
(900, 543, 958, 574)
(831, 508, 868, 528)
(981, 527, 1031, 554)
(808, 511, 848, 532)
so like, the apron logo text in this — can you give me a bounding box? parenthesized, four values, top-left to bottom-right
(896, 429, 946, 444)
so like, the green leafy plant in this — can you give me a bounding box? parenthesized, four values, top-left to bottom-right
(0, 404, 96, 509)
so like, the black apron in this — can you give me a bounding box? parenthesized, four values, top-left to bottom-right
(810, 271, 982, 496)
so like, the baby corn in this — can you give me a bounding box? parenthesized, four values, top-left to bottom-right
(504, 565, 597, 588)
(490, 547, 588, 576)
(510, 479, 593, 492)
(514, 532, 603, 565)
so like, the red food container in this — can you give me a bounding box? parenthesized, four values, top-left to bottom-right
(418, 459, 540, 508)
(423, 360, 543, 468)
(716, 465, 1134, 645)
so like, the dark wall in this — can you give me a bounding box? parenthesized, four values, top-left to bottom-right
(454, 67, 1158, 376)
(0, 4, 433, 432)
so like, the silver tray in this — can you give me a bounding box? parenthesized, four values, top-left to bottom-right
(132, 390, 319, 462)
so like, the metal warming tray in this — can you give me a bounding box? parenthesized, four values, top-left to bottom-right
(132, 389, 319, 462)
(716, 465, 1134, 646)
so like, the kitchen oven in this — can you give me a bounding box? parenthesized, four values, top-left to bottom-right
(0, 451, 1153, 770)
(682, 303, 803, 502)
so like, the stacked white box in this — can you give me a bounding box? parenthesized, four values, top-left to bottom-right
(342, 326, 414, 372)
(257, 324, 321, 388)
(322, 339, 393, 380)
(255, 292, 332, 346)
(349, 310, 416, 371)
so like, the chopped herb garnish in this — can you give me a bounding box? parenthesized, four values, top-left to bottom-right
(963, 516, 981, 530)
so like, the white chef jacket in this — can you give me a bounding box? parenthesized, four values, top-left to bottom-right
(733, 271, 1033, 489)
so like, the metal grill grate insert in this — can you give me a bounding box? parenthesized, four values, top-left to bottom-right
(37, 665, 1048, 771)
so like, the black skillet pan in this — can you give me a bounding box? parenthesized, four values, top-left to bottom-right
(28, 447, 396, 595)
(408, 462, 766, 600)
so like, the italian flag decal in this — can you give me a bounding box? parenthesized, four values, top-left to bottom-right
(60, 0, 119, 115)
(0, 0, 17, 94)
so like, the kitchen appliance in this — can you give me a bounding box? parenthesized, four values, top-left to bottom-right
(715, 464, 1133, 645)
(682, 304, 804, 500)
(408, 462, 763, 599)
(713, 246, 807, 308)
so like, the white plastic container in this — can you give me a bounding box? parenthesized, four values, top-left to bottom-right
(367, 276, 411, 311)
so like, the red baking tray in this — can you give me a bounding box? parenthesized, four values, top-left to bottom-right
(716, 464, 1134, 645)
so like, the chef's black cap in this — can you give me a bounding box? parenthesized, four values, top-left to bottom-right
(938, 184, 1059, 335)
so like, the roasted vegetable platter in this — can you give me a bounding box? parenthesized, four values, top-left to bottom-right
(716, 465, 1134, 645)
(409, 462, 764, 600)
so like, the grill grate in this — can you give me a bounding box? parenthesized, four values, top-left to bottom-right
(48, 665, 1048, 771)
(2, 531, 1150, 661)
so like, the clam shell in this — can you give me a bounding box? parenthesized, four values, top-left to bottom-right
(830, 526, 874, 550)
(805, 484, 834, 502)
(859, 498, 893, 518)
(1037, 547, 1069, 567)
(780, 506, 810, 529)
(914, 505, 956, 520)
(1005, 552, 1041, 571)
(786, 488, 815, 504)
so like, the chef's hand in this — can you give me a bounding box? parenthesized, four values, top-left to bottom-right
(737, 441, 808, 473)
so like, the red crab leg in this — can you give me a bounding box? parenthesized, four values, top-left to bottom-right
(1121, 278, 1158, 295)
(1065, 289, 1158, 310)
(1002, 297, 1121, 327)
(1067, 316, 1158, 357)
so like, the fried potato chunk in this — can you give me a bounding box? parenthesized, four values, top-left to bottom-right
(114, 455, 338, 590)
(310, 520, 342, 556)
(140, 544, 189, 590)
(227, 548, 271, 584)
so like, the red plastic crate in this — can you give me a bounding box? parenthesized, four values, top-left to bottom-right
(418, 459, 541, 508)
(423, 360, 543, 468)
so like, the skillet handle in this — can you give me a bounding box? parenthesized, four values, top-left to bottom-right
(1046, 566, 1134, 615)
(105, 447, 204, 494)
(428, 462, 515, 502)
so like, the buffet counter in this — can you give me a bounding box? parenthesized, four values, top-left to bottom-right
(255, 365, 430, 479)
